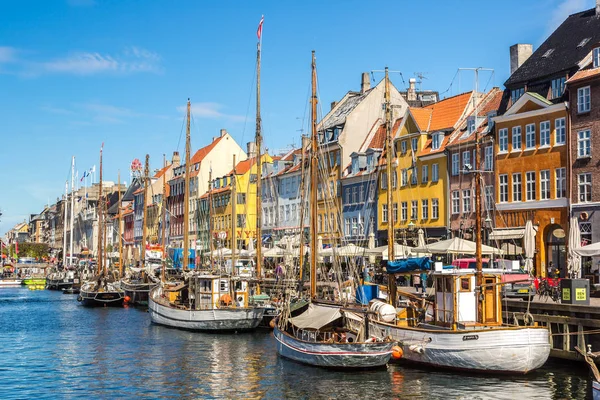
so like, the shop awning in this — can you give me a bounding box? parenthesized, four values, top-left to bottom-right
(489, 228, 525, 240)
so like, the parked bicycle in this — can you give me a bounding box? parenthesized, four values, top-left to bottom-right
(535, 278, 561, 302)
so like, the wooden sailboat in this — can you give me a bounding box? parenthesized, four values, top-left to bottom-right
(121, 154, 159, 305)
(272, 51, 396, 369)
(367, 69, 550, 373)
(79, 145, 125, 307)
(148, 99, 264, 331)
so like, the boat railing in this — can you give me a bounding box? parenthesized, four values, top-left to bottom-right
(294, 329, 334, 343)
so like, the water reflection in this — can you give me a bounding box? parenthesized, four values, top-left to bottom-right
(0, 288, 593, 399)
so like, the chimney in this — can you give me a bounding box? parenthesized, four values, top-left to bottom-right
(220, 128, 227, 137)
(330, 101, 338, 110)
(407, 78, 417, 102)
(510, 44, 533, 75)
(360, 72, 370, 93)
(171, 151, 180, 167)
(247, 142, 257, 158)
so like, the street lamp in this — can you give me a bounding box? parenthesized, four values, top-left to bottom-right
(407, 221, 416, 232)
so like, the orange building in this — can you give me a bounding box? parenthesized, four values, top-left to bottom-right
(493, 92, 569, 277)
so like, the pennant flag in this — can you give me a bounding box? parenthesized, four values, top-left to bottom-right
(80, 171, 88, 182)
(257, 15, 264, 40)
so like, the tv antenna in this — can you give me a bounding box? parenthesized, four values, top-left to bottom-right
(414, 72, 428, 92)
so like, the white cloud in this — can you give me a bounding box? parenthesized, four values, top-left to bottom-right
(547, 0, 592, 33)
(177, 102, 246, 123)
(0, 46, 17, 63)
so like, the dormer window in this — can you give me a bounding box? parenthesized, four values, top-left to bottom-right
(467, 117, 476, 135)
(542, 49, 554, 58)
(594, 47, 600, 69)
(366, 154, 374, 171)
(511, 87, 524, 104)
(351, 157, 358, 174)
(487, 111, 497, 131)
(551, 77, 566, 99)
(432, 132, 444, 150)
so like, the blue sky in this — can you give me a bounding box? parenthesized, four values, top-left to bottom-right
(0, 0, 594, 235)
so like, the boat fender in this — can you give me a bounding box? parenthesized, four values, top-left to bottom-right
(77, 296, 83, 302)
(391, 345, 403, 360)
(408, 344, 424, 354)
(365, 336, 377, 343)
(523, 311, 534, 326)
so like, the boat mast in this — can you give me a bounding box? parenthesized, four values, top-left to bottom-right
(161, 155, 166, 282)
(62, 180, 68, 266)
(384, 67, 397, 306)
(310, 50, 318, 299)
(231, 155, 237, 274)
(474, 69, 483, 324)
(208, 168, 214, 270)
(183, 99, 191, 271)
(118, 170, 123, 277)
(255, 32, 263, 280)
(69, 156, 75, 267)
(298, 137, 307, 281)
(98, 145, 104, 276)
(142, 154, 149, 271)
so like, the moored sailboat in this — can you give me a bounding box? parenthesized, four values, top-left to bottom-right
(273, 51, 396, 369)
(367, 70, 550, 373)
(79, 144, 125, 307)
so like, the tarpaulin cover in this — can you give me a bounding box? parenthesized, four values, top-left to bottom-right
(170, 248, 196, 269)
(386, 257, 431, 274)
(289, 303, 342, 330)
(356, 284, 379, 305)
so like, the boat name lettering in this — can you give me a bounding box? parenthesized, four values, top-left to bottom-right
(462, 335, 479, 341)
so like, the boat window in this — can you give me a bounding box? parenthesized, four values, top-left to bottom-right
(445, 277, 453, 293)
(460, 277, 470, 292)
(436, 277, 444, 292)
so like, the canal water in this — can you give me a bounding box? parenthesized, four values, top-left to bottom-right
(0, 288, 593, 399)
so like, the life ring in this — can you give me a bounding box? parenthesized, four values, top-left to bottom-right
(220, 294, 232, 306)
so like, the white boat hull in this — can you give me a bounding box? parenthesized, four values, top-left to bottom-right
(148, 286, 264, 331)
(0, 279, 22, 287)
(273, 326, 394, 368)
(370, 321, 550, 374)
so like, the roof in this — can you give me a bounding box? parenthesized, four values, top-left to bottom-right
(410, 108, 433, 131)
(189, 136, 225, 177)
(319, 90, 372, 130)
(567, 67, 600, 84)
(231, 157, 257, 175)
(153, 163, 170, 179)
(505, 8, 600, 87)
(423, 91, 473, 131)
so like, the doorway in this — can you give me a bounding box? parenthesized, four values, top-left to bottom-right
(546, 224, 566, 278)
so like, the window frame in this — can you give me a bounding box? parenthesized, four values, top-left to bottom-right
(525, 123, 536, 149)
(512, 126, 522, 151)
(512, 173, 522, 202)
(526, 171, 536, 201)
(540, 121, 550, 147)
(499, 128, 508, 153)
(578, 86, 591, 114)
(499, 174, 508, 203)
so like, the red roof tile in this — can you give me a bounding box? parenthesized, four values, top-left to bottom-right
(412, 92, 472, 133)
(567, 68, 600, 84)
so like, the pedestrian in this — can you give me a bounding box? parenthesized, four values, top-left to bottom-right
(420, 271, 428, 294)
(547, 262, 554, 279)
(412, 273, 421, 292)
(275, 263, 283, 284)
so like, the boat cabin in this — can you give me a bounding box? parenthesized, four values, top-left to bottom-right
(432, 267, 503, 329)
(187, 275, 252, 310)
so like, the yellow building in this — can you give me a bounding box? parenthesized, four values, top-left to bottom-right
(209, 154, 273, 250)
(378, 92, 474, 246)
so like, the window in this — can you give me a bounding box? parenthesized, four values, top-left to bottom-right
(411, 200, 418, 220)
(594, 47, 600, 68)
(411, 169, 417, 185)
(422, 165, 428, 183)
(351, 217, 358, 236)
(318, 214, 322, 232)
(462, 151, 470, 170)
(344, 218, 350, 235)
(432, 163, 439, 182)
(511, 88, 524, 104)
(432, 198, 439, 219)
(392, 171, 397, 188)
(382, 204, 388, 223)
(401, 202, 407, 221)
(578, 86, 591, 113)
(411, 138, 418, 151)
(512, 126, 522, 150)
(352, 186, 358, 203)
(462, 189, 471, 213)
(392, 203, 398, 223)
(540, 170, 550, 200)
(351, 158, 358, 173)
(512, 173, 522, 202)
(578, 130, 591, 158)
(452, 191, 460, 214)
(555, 118, 566, 145)
(484, 186, 493, 210)
(526, 171, 536, 201)
(381, 172, 387, 189)
(432, 132, 443, 150)
(452, 153, 459, 176)
(345, 188, 350, 204)
(401, 169, 407, 187)
(484, 146, 492, 171)
(525, 124, 535, 149)
(422, 199, 429, 220)
(366, 154, 374, 171)
(401, 141, 407, 155)
(579, 173, 592, 203)
(499, 128, 508, 152)
(499, 174, 508, 203)
(556, 168, 566, 198)
(467, 117, 476, 134)
(551, 77, 566, 99)
(324, 214, 328, 231)
(540, 121, 550, 147)
(359, 186, 364, 202)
